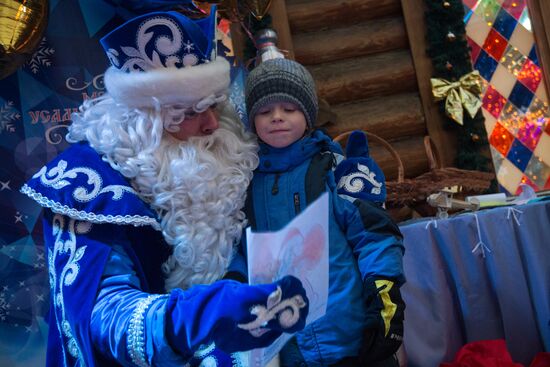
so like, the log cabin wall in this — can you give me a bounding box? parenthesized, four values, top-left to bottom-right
(268, 0, 455, 181)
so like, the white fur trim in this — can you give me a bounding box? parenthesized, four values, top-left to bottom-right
(104, 58, 230, 108)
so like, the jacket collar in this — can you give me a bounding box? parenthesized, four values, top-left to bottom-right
(256, 130, 341, 172)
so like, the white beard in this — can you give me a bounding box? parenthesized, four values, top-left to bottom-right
(132, 123, 258, 291)
(67, 97, 257, 290)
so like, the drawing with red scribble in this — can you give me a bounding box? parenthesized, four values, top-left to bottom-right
(246, 193, 329, 366)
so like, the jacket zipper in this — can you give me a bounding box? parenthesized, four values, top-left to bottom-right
(272, 173, 280, 195)
(294, 193, 301, 214)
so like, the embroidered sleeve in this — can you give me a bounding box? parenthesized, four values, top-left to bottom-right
(90, 245, 184, 366)
(127, 294, 166, 367)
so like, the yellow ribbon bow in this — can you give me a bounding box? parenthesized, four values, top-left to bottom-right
(430, 70, 483, 125)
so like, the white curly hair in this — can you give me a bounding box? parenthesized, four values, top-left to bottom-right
(67, 95, 258, 290)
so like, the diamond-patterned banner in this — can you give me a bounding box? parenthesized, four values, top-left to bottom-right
(464, 0, 550, 195)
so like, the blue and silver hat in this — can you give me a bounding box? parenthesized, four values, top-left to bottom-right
(100, 9, 230, 108)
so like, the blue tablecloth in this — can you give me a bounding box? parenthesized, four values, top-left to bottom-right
(400, 199, 550, 367)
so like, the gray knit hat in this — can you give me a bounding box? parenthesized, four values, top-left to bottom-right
(245, 58, 318, 130)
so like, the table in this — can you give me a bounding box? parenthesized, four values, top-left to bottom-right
(399, 199, 550, 367)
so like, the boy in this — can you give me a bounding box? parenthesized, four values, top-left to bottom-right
(243, 57, 406, 366)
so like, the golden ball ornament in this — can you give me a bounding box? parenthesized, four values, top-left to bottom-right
(0, 0, 49, 80)
(443, 1, 451, 8)
(471, 133, 480, 142)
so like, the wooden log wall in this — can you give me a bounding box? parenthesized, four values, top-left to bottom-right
(284, 0, 431, 180)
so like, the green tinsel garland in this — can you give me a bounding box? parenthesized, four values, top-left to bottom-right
(425, 0, 493, 174)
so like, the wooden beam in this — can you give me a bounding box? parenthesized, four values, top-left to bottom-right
(228, 22, 246, 64)
(287, 0, 402, 33)
(294, 16, 408, 65)
(308, 49, 417, 104)
(327, 92, 427, 141)
(268, 0, 295, 60)
(369, 136, 430, 179)
(527, 0, 550, 94)
(400, 0, 457, 168)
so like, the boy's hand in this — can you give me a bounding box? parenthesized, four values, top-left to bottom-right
(334, 130, 386, 205)
(360, 278, 405, 363)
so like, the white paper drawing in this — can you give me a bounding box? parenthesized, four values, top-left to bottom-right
(246, 192, 329, 366)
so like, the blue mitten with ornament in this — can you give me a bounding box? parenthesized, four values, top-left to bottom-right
(334, 130, 386, 205)
(165, 275, 308, 357)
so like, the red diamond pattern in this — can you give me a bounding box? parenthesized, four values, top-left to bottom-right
(501, 0, 527, 20)
(464, 1, 550, 193)
(490, 123, 515, 156)
(517, 58, 542, 92)
(482, 85, 507, 118)
(482, 28, 508, 60)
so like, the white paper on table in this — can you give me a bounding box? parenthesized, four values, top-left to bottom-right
(246, 192, 329, 367)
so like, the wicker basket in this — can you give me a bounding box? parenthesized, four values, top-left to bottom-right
(333, 132, 495, 222)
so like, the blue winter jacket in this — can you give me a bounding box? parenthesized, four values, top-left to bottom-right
(244, 130, 405, 365)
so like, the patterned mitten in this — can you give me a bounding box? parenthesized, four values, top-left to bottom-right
(166, 275, 309, 356)
(334, 130, 386, 205)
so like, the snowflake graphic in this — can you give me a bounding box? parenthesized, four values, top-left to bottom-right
(183, 40, 194, 53)
(0, 293, 9, 322)
(26, 37, 55, 74)
(0, 101, 20, 133)
(229, 80, 246, 118)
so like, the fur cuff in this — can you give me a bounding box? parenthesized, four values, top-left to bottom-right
(104, 57, 230, 108)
